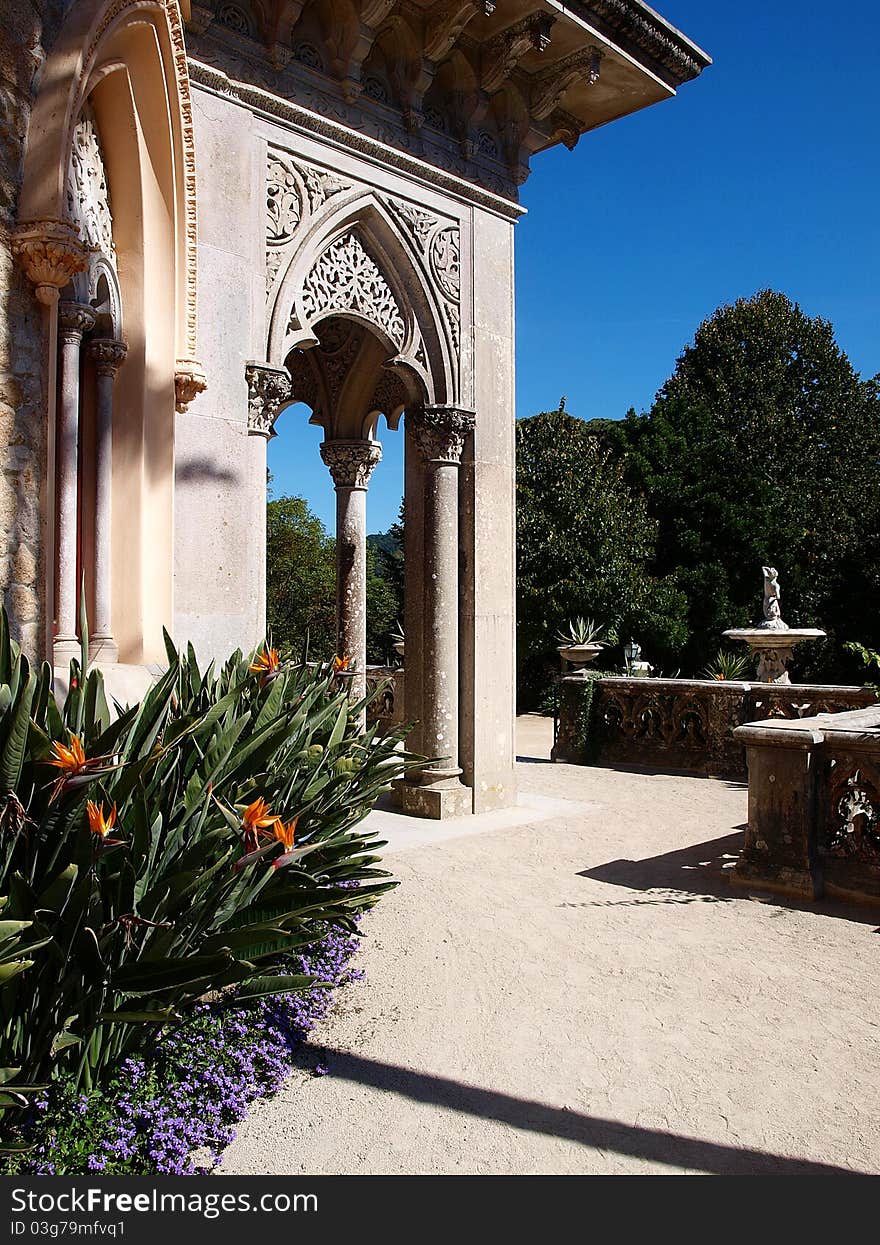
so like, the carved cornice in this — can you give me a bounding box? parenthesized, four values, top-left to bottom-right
(175, 358, 208, 412)
(481, 13, 556, 95)
(583, 0, 708, 86)
(245, 361, 292, 436)
(12, 219, 88, 306)
(530, 45, 603, 121)
(59, 300, 97, 342)
(320, 438, 383, 489)
(410, 404, 475, 463)
(88, 337, 128, 375)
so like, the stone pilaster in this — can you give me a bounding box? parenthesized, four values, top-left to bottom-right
(399, 405, 475, 818)
(55, 301, 96, 665)
(87, 337, 127, 663)
(320, 439, 382, 708)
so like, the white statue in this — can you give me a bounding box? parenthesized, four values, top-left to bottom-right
(760, 565, 787, 630)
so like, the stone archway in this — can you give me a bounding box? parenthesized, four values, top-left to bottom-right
(12, 0, 204, 670)
(249, 179, 474, 817)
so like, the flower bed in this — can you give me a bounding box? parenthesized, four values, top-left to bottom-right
(4, 923, 362, 1175)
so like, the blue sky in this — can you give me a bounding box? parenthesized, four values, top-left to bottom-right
(270, 0, 880, 533)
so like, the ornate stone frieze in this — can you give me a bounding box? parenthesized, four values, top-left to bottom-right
(429, 227, 460, 303)
(174, 359, 208, 412)
(824, 763, 880, 859)
(301, 233, 405, 347)
(67, 103, 115, 263)
(481, 13, 556, 95)
(245, 361, 293, 436)
(319, 438, 383, 489)
(59, 300, 97, 342)
(266, 149, 350, 294)
(410, 404, 475, 463)
(11, 219, 88, 306)
(88, 337, 128, 376)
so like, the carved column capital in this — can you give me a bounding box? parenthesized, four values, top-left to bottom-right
(175, 358, 208, 413)
(12, 219, 87, 306)
(320, 439, 383, 490)
(88, 337, 128, 376)
(59, 300, 97, 343)
(410, 405, 475, 463)
(245, 362, 292, 438)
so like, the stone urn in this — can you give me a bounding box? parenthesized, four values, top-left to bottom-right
(558, 642, 604, 677)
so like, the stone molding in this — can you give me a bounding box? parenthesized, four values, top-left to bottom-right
(88, 337, 128, 375)
(189, 60, 525, 218)
(11, 219, 88, 306)
(174, 358, 208, 412)
(410, 404, 475, 463)
(319, 438, 383, 489)
(59, 300, 97, 342)
(245, 361, 293, 436)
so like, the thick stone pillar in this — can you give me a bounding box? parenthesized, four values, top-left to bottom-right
(54, 301, 96, 665)
(399, 406, 475, 819)
(319, 439, 382, 703)
(87, 338, 127, 663)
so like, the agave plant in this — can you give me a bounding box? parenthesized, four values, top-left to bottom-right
(0, 607, 419, 1104)
(555, 616, 607, 647)
(702, 648, 752, 681)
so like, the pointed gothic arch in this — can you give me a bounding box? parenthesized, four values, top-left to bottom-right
(266, 183, 460, 410)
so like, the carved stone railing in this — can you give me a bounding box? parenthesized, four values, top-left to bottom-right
(734, 705, 880, 904)
(552, 676, 878, 779)
(365, 665, 404, 733)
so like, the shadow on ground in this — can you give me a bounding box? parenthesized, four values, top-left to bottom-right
(294, 1049, 861, 1176)
(579, 833, 880, 926)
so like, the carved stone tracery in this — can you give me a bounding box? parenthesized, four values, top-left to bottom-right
(301, 232, 406, 347)
(67, 103, 116, 265)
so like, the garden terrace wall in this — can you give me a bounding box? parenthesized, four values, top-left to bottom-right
(552, 677, 877, 779)
(734, 705, 880, 904)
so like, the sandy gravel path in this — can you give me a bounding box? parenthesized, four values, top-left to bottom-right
(219, 717, 880, 1175)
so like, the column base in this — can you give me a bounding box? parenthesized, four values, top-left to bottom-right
(53, 635, 81, 666)
(89, 635, 118, 664)
(394, 777, 473, 819)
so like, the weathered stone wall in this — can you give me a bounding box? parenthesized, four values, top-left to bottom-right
(553, 676, 879, 779)
(0, 1, 64, 658)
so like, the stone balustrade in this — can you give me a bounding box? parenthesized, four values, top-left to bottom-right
(552, 676, 877, 779)
(733, 705, 880, 904)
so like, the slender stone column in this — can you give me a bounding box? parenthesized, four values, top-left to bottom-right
(87, 338, 127, 663)
(54, 301, 96, 665)
(319, 439, 382, 704)
(400, 406, 475, 819)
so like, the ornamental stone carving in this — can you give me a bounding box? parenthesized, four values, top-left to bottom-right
(245, 362, 293, 436)
(59, 300, 97, 342)
(429, 227, 460, 302)
(301, 233, 405, 347)
(11, 219, 88, 305)
(88, 337, 128, 375)
(482, 13, 556, 94)
(175, 359, 208, 413)
(67, 103, 115, 263)
(410, 405, 475, 463)
(320, 438, 383, 489)
(265, 150, 350, 294)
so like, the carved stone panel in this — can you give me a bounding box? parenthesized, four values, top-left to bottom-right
(300, 233, 405, 346)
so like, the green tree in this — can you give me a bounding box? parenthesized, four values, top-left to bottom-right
(516, 408, 687, 707)
(266, 494, 336, 660)
(619, 290, 880, 677)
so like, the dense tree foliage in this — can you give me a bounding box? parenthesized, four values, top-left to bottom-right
(616, 291, 880, 678)
(516, 409, 687, 707)
(267, 492, 402, 665)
